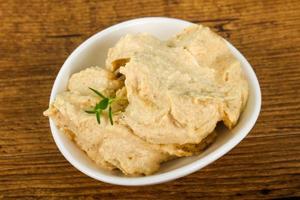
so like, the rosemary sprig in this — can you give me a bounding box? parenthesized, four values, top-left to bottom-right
(88, 87, 105, 98)
(85, 87, 114, 125)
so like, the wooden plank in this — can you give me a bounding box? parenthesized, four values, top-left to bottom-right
(0, 0, 299, 199)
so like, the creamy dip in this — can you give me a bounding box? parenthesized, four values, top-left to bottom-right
(44, 25, 248, 176)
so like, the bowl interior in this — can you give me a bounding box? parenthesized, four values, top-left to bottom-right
(49, 18, 261, 185)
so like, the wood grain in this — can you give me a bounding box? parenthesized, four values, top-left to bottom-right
(0, 0, 300, 199)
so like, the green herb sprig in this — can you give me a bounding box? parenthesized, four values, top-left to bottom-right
(85, 87, 114, 125)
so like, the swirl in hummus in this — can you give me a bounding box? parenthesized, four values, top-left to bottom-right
(44, 25, 248, 176)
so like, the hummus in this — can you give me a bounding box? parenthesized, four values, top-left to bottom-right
(44, 25, 248, 176)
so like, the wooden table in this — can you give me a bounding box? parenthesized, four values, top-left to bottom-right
(1, 0, 299, 199)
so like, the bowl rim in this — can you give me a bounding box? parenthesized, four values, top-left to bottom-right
(48, 17, 261, 186)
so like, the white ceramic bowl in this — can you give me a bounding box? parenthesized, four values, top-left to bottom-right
(48, 17, 261, 186)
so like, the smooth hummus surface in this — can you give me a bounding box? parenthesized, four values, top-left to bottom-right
(44, 25, 248, 176)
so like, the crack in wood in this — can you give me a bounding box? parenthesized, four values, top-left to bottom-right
(46, 34, 82, 39)
(190, 17, 239, 24)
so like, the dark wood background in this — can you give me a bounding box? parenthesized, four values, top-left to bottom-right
(1, 0, 299, 199)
